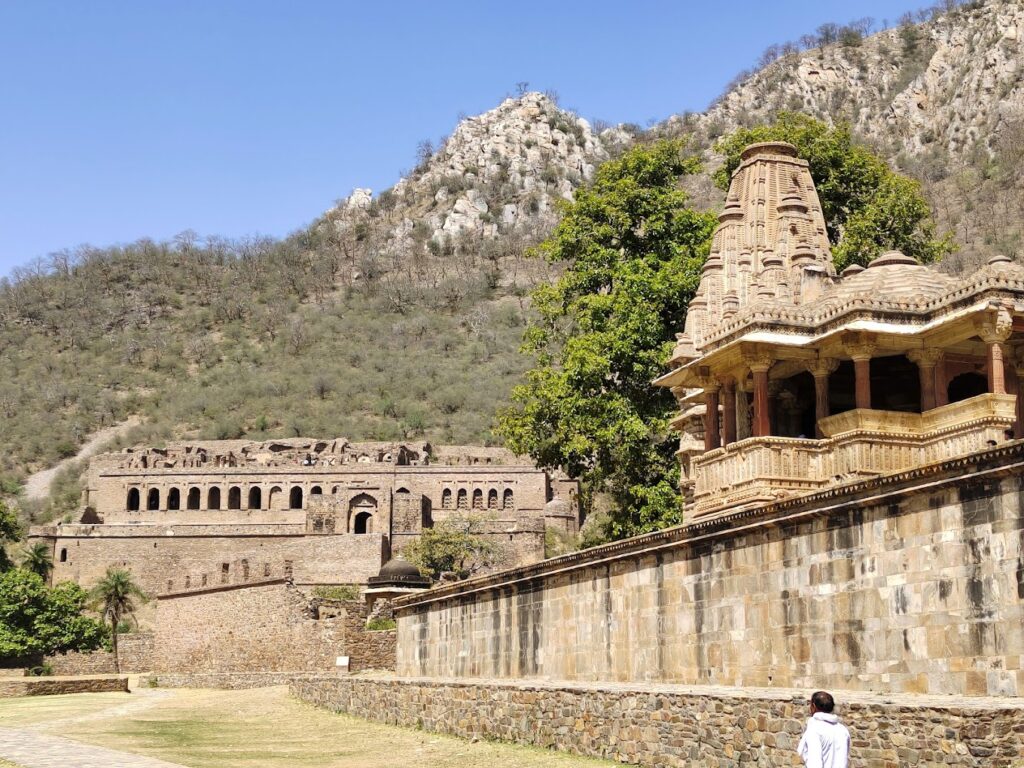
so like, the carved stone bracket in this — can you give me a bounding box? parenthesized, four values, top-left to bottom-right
(906, 348, 945, 368)
(977, 307, 1013, 344)
(807, 357, 840, 378)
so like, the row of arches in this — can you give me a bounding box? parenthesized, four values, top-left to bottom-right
(127, 484, 311, 512)
(441, 487, 514, 511)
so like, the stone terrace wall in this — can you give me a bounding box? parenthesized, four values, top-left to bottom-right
(397, 445, 1024, 697)
(0, 676, 128, 698)
(46, 633, 154, 675)
(290, 676, 1024, 768)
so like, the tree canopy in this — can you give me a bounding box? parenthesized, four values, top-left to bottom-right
(0, 501, 20, 573)
(0, 569, 106, 663)
(497, 140, 718, 538)
(403, 514, 500, 580)
(713, 113, 953, 269)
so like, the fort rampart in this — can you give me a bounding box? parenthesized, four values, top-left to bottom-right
(395, 444, 1024, 698)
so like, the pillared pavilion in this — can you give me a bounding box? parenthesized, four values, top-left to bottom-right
(656, 141, 1024, 519)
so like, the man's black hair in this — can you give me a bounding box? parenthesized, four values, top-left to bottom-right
(811, 690, 835, 713)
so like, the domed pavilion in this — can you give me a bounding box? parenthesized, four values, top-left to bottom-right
(656, 142, 1024, 519)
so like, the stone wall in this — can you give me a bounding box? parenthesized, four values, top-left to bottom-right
(0, 676, 128, 698)
(290, 675, 1024, 768)
(153, 580, 345, 674)
(397, 445, 1024, 697)
(45, 633, 154, 675)
(43, 528, 385, 594)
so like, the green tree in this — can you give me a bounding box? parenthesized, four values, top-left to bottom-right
(0, 501, 20, 573)
(713, 113, 953, 269)
(0, 569, 106, 665)
(404, 514, 500, 580)
(497, 140, 718, 538)
(21, 542, 53, 581)
(89, 568, 147, 672)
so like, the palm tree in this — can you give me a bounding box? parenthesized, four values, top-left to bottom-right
(21, 542, 53, 582)
(89, 567, 148, 672)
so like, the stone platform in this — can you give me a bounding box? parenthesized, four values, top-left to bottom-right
(290, 674, 1024, 768)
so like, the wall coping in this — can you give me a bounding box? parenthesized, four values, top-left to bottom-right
(396, 441, 1024, 609)
(303, 674, 1024, 711)
(158, 576, 288, 600)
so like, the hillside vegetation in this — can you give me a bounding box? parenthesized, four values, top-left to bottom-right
(3, 0, 1024, 523)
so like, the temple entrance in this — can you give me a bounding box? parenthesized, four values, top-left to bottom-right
(870, 355, 921, 413)
(948, 372, 987, 403)
(772, 372, 816, 438)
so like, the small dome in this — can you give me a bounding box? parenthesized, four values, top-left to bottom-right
(989, 254, 1012, 266)
(368, 555, 431, 588)
(867, 250, 918, 268)
(740, 141, 799, 161)
(545, 496, 571, 515)
(377, 556, 421, 580)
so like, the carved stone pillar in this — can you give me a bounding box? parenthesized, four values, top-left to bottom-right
(1015, 356, 1024, 439)
(743, 351, 774, 438)
(703, 385, 720, 451)
(844, 337, 876, 410)
(935, 356, 949, 407)
(807, 358, 839, 438)
(979, 309, 1013, 395)
(721, 378, 737, 446)
(907, 349, 944, 412)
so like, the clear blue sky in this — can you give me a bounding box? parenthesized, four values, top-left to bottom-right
(0, 0, 927, 276)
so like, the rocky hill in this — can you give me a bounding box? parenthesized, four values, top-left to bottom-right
(4, 0, 1024, 519)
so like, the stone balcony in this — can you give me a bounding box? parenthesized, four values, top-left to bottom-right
(691, 393, 1016, 516)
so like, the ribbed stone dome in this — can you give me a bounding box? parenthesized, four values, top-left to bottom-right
(368, 556, 431, 588)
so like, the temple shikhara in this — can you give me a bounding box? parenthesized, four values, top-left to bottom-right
(656, 141, 1024, 518)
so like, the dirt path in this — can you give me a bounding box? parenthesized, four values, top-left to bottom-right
(23, 416, 142, 500)
(0, 728, 188, 768)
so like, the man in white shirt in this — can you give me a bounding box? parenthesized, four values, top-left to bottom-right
(797, 691, 851, 768)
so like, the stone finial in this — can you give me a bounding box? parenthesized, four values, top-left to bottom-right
(841, 264, 865, 277)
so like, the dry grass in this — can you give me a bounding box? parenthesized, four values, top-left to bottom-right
(0, 686, 618, 768)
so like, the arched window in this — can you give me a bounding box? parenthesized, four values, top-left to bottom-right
(167, 488, 180, 510)
(127, 488, 140, 511)
(187, 487, 201, 510)
(948, 372, 988, 404)
(59, 548, 67, 563)
(310, 485, 323, 496)
(442, 489, 453, 509)
(503, 489, 514, 510)
(289, 486, 303, 509)
(396, 487, 410, 495)
(457, 489, 468, 510)
(488, 489, 498, 510)
(208, 487, 221, 510)
(228, 486, 241, 510)
(248, 487, 262, 509)
(354, 511, 373, 534)
(269, 486, 283, 510)
(147, 488, 160, 511)
(472, 489, 483, 510)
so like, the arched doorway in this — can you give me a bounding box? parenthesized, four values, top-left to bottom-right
(208, 487, 221, 510)
(289, 486, 303, 509)
(228, 486, 242, 510)
(349, 493, 377, 534)
(248, 487, 262, 509)
(127, 488, 140, 511)
(147, 488, 160, 511)
(948, 372, 987, 403)
(167, 488, 180, 510)
(269, 486, 284, 511)
(187, 487, 201, 510)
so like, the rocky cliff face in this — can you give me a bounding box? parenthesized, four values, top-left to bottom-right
(683, 0, 1023, 159)
(318, 93, 630, 270)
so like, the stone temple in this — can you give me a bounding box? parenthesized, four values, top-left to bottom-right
(654, 141, 1024, 519)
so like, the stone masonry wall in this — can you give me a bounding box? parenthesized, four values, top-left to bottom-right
(45, 632, 154, 675)
(153, 580, 345, 674)
(46, 530, 385, 594)
(397, 446, 1024, 697)
(290, 676, 1024, 768)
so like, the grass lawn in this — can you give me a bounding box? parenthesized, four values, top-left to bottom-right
(0, 686, 619, 768)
